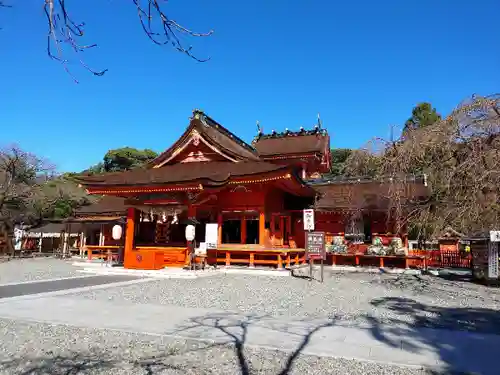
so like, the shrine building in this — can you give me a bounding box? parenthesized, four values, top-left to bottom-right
(76, 110, 426, 270)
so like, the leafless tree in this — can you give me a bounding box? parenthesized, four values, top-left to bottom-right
(1, 1, 213, 82)
(0, 146, 52, 254)
(345, 94, 500, 240)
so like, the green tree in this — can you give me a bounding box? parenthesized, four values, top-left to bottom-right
(38, 177, 95, 219)
(403, 102, 441, 134)
(103, 147, 158, 172)
(330, 148, 353, 176)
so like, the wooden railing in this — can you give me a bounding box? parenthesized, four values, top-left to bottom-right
(86, 245, 120, 261)
(408, 249, 471, 269)
(329, 253, 426, 269)
(207, 248, 306, 269)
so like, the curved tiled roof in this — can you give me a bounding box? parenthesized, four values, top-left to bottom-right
(75, 196, 128, 215)
(78, 161, 290, 187)
(149, 110, 260, 167)
(252, 127, 330, 157)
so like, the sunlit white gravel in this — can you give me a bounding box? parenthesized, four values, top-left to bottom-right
(67, 271, 500, 333)
(0, 318, 435, 375)
(0, 258, 79, 284)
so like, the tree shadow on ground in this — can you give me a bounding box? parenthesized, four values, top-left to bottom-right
(0, 314, 336, 375)
(170, 312, 336, 375)
(367, 296, 500, 375)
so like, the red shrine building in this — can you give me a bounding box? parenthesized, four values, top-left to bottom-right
(77, 110, 426, 270)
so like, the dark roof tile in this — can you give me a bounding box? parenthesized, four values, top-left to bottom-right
(253, 133, 329, 157)
(78, 161, 289, 187)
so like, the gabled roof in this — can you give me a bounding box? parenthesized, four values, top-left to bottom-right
(149, 110, 260, 167)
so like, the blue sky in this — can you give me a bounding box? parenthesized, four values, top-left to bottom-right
(1, 0, 499, 172)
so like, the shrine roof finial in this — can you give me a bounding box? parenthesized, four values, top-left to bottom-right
(252, 113, 328, 142)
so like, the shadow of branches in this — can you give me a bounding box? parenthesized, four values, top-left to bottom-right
(367, 296, 500, 375)
(170, 312, 336, 375)
(0, 313, 337, 375)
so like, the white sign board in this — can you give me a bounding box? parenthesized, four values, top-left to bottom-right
(205, 223, 218, 249)
(303, 209, 315, 231)
(490, 230, 500, 242)
(488, 242, 499, 279)
(196, 242, 207, 256)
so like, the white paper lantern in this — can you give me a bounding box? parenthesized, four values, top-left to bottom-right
(112, 225, 123, 240)
(185, 225, 195, 241)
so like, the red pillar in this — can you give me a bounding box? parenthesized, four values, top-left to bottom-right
(123, 207, 136, 269)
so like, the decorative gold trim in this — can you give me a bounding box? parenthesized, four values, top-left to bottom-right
(261, 154, 316, 160)
(87, 186, 202, 194)
(153, 129, 238, 168)
(228, 174, 291, 185)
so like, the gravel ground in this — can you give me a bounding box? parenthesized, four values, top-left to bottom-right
(0, 258, 79, 284)
(0, 318, 435, 375)
(68, 271, 500, 333)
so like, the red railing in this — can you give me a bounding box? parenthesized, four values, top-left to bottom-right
(409, 250, 471, 269)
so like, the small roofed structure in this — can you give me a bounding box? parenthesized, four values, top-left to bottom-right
(72, 196, 128, 222)
(24, 222, 83, 253)
(252, 117, 331, 178)
(66, 196, 129, 259)
(438, 226, 465, 253)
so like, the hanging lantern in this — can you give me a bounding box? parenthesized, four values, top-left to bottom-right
(185, 225, 195, 241)
(112, 225, 123, 240)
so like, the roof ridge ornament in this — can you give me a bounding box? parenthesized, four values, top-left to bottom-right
(256, 120, 262, 135)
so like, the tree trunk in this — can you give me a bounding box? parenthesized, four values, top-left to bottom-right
(0, 222, 13, 257)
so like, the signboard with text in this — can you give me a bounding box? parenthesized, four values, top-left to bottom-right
(303, 209, 315, 231)
(306, 231, 326, 260)
(488, 241, 499, 279)
(205, 223, 218, 249)
(490, 230, 500, 243)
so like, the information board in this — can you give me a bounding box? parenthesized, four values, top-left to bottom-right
(303, 209, 315, 231)
(490, 231, 500, 243)
(306, 231, 326, 260)
(488, 241, 499, 279)
(205, 223, 218, 249)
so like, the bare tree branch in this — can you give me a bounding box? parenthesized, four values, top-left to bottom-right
(133, 0, 213, 62)
(1, 1, 212, 82)
(345, 94, 500, 240)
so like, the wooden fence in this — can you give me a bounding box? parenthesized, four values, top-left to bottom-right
(408, 249, 471, 269)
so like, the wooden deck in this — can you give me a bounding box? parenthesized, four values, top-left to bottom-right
(85, 244, 429, 270)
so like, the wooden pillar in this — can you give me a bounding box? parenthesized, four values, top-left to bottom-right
(99, 224, 104, 246)
(240, 216, 246, 244)
(270, 214, 276, 244)
(217, 212, 223, 245)
(123, 207, 136, 268)
(280, 216, 285, 246)
(277, 253, 283, 269)
(259, 210, 266, 246)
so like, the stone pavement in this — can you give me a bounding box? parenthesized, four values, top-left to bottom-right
(0, 288, 498, 375)
(0, 275, 141, 298)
